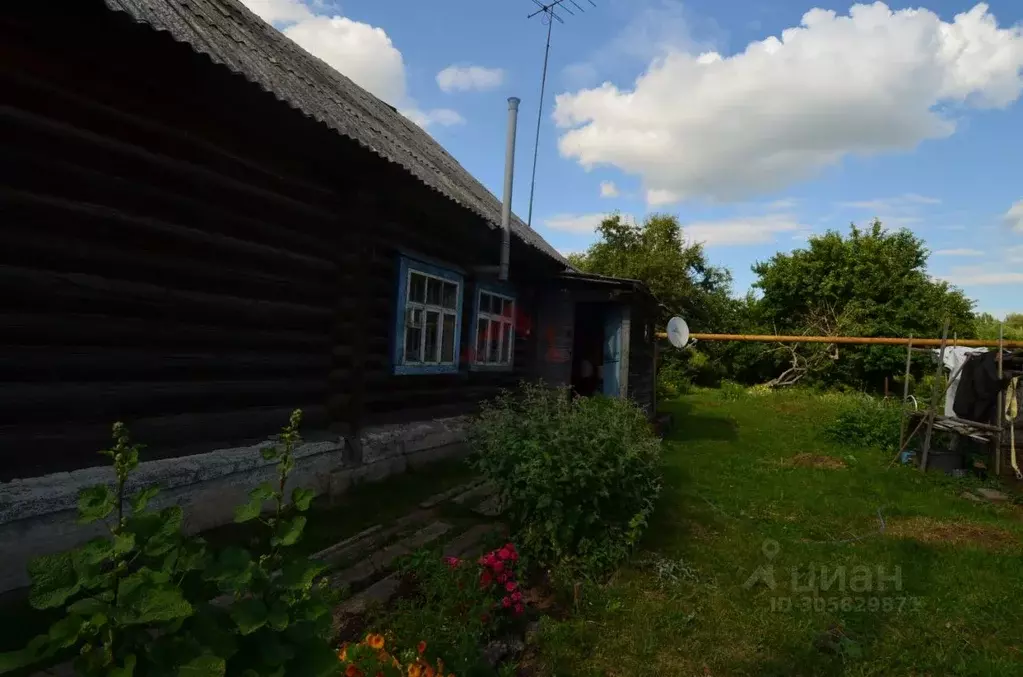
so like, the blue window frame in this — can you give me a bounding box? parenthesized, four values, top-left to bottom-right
(393, 256, 464, 375)
(471, 282, 516, 371)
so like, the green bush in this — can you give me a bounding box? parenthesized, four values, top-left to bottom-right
(718, 380, 747, 401)
(0, 411, 338, 677)
(822, 394, 903, 452)
(656, 359, 691, 402)
(467, 383, 663, 579)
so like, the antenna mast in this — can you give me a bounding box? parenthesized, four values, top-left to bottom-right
(524, 0, 596, 230)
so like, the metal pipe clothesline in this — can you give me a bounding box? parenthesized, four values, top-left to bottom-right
(654, 332, 1023, 349)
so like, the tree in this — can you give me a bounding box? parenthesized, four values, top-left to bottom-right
(570, 213, 739, 385)
(975, 312, 1023, 342)
(569, 213, 734, 331)
(751, 220, 976, 389)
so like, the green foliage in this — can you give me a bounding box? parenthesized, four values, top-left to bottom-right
(822, 394, 904, 452)
(1, 410, 337, 677)
(569, 213, 735, 333)
(718, 380, 747, 402)
(752, 221, 977, 389)
(378, 545, 525, 675)
(655, 359, 691, 402)
(975, 312, 1023, 342)
(467, 382, 663, 578)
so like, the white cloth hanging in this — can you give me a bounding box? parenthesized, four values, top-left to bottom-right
(932, 346, 988, 417)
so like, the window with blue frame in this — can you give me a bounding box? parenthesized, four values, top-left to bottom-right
(394, 257, 463, 375)
(471, 285, 516, 369)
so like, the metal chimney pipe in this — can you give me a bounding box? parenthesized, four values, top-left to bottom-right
(499, 97, 520, 281)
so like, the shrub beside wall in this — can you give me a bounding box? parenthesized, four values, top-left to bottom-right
(467, 383, 663, 579)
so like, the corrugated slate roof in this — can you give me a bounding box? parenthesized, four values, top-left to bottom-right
(102, 0, 567, 265)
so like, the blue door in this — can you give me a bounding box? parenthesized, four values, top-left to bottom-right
(603, 306, 622, 396)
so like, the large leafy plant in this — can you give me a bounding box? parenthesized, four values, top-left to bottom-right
(467, 383, 663, 579)
(0, 410, 338, 677)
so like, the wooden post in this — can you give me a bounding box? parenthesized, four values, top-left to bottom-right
(898, 334, 913, 453)
(995, 323, 1004, 476)
(920, 320, 950, 472)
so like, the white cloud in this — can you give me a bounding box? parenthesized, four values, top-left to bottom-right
(838, 194, 942, 212)
(240, 0, 460, 128)
(554, 3, 1023, 204)
(436, 65, 505, 93)
(402, 108, 466, 127)
(1004, 200, 1023, 232)
(938, 266, 1023, 286)
(599, 181, 620, 198)
(543, 213, 618, 234)
(682, 214, 807, 246)
(933, 248, 985, 256)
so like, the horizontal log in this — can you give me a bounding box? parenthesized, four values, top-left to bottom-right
(3, 68, 344, 208)
(0, 225, 338, 304)
(1, 187, 337, 275)
(0, 405, 328, 480)
(0, 347, 329, 381)
(0, 313, 329, 350)
(0, 264, 333, 329)
(0, 105, 341, 227)
(0, 379, 328, 425)
(4, 148, 347, 265)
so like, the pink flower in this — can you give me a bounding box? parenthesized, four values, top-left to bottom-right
(502, 596, 512, 608)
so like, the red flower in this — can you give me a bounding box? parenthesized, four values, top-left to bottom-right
(511, 591, 523, 602)
(444, 557, 460, 568)
(497, 572, 509, 584)
(480, 571, 493, 588)
(514, 603, 525, 616)
(505, 581, 517, 592)
(418, 640, 427, 655)
(491, 560, 504, 573)
(502, 596, 512, 608)
(498, 547, 512, 560)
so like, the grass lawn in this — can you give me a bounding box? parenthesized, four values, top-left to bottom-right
(531, 388, 1023, 676)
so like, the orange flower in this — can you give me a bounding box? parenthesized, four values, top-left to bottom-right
(345, 665, 364, 677)
(407, 665, 422, 677)
(366, 633, 385, 650)
(422, 666, 435, 677)
(417, 640, 427, 655)
(338, 643, 349, 661)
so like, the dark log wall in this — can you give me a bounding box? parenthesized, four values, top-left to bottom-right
(0, 5, 550, 480)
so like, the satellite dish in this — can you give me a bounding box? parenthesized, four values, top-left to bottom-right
(666, 316, 690, 349)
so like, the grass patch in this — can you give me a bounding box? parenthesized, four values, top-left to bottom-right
(531, 388, 1023, 676)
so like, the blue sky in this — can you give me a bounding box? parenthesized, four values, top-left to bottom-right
(247, 0, 1023, 320)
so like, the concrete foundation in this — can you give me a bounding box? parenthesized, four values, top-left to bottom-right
(0, 416, 470, 594)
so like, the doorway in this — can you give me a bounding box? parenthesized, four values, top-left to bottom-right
(571, 302, 627, 398)
(571, 302, 605, 397)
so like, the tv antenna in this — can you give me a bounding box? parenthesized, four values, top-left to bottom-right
(524, 0, 596, 230)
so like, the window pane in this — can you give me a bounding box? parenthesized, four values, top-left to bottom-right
(426, 277, 441, 305)
(476, 318, 487, 362)
(404, 324, 421, 363)
(407, 307, 422, 328)
(409, 272, 426, 304)
(479, 292, 492, 315)
(424, 311, 439, 362)
(488, 320, 500, 363)
(441, 313, 456, 362)
(442, 282, 458, 309)
(502, 299, 514, 319)
(501, 322, 512, 363)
